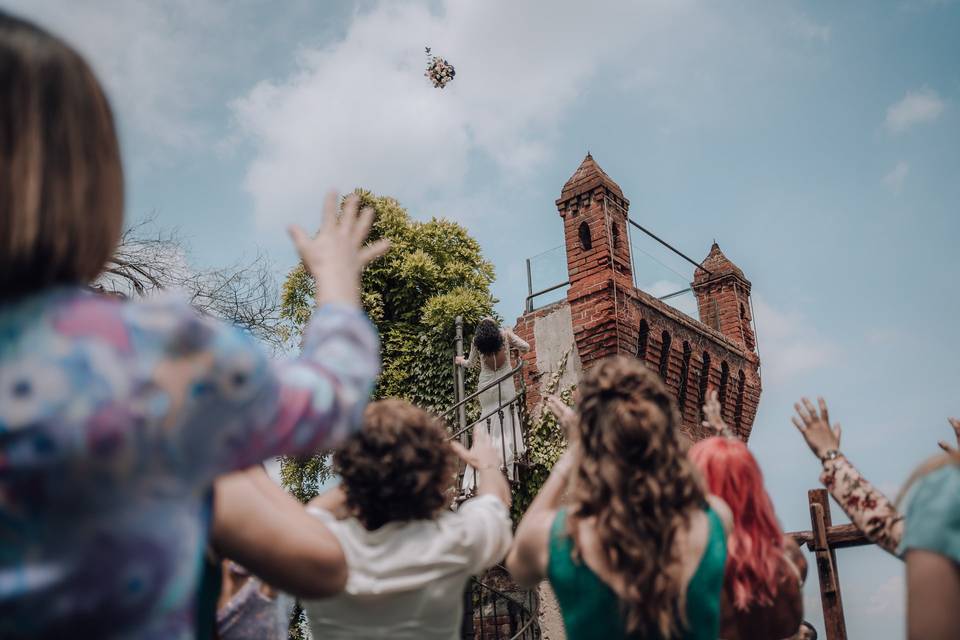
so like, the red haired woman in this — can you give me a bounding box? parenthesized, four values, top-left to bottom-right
(689, 394, 806, 640)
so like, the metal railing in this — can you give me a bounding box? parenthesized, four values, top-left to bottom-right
(444, 318, 528, 489)
(462, 570, 540, 640)
(523, 280, 570, 313)
(446, 317, 541, 640)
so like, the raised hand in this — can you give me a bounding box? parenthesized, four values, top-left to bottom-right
(792, 397, 842, 460)
(937, 417, 960, 454)
(701, 390, 733, 437)
(451, 424, 501, 471)
(288, 191, 391, 308)
(454, 355, 467, 367)
(545, 395, 577, 439)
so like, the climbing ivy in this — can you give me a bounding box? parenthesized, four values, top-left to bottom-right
(278, 189, 497, 501)
(511, 351, 575, 523)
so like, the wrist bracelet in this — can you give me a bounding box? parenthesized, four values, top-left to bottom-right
(820, 449, 841, 463)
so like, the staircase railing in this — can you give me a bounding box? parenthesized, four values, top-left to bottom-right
(464, 570, 540, 640)
(444, 317, 540, 640)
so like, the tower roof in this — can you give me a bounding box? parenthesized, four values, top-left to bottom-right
(557, 153, 624, 203)
(694, 242, 748, 284)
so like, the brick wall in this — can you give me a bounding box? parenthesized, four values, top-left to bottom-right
(514, 154, 762, 443)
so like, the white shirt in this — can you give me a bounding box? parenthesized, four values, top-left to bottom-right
(303, 494, 513, 640)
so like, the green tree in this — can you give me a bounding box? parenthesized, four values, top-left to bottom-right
(278, 189, 497, 499)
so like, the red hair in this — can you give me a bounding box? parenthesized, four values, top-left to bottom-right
(688, 436, 785, 611)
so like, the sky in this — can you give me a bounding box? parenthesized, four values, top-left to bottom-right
(7, 0, 959, 636)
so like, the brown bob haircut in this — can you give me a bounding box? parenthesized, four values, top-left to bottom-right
(0, 12, 123, 301)
(334, 399, 455, 531)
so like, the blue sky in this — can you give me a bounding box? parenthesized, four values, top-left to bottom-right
(9, 1, 959, 636)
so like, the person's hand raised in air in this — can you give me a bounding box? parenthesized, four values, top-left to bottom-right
(451, 424, 502, 472)
(288, 191, 391, 308)
(937, 418, 960, 454)
(702, 390, 735, 438)
(791, 397, 842, 461)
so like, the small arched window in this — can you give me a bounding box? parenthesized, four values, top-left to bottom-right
(658, 331, 672, 381)
(734, 370, 746, 433)
(677, 341, 692, 416)
(578, 221, 592, 250)
(718, 361, 730, 417)
(698, 352, 711, 421)
(637, 319, 650, 363)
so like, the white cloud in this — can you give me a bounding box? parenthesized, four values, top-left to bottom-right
(6, 1, 220, 151)
(231, 0, 703, 228)
(229, 0, 817, 230)
(751, 296, 837, 384)
(885, 89, 945, 133)
(883, 161, 910, 194)
(4, 0, 319, 156)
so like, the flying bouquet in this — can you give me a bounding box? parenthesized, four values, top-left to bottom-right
(424, 47, 455, 89)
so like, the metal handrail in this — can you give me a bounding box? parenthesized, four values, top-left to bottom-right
(658, 286, 692, 301)
(507, 616, 538, 640)
(627, 218, 711, 275)
(441, 363, 524, 420)
(466, 575, 540, 640)
(447, 391, 523, 442)
(524, 280, 570, 313)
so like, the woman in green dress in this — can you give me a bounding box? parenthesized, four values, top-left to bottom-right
(506, 357, 732, 639)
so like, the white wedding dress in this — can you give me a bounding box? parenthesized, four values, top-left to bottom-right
(459, 328, 529, 492)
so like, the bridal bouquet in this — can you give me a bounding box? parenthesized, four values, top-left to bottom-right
(424, 47, 455, 89)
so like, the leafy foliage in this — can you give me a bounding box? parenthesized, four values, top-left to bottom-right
(278, 189, 497, 501)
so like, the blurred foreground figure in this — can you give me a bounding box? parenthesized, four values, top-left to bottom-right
(302, 400, 513, 639)
(691, 393, 806, 640)
(0, 10, 387, 637)
(507, 357, 733, 639)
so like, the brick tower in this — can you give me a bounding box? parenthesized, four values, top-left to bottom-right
(514, 154, 761, 441)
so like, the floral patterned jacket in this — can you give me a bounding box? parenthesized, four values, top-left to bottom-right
(820, 455, 903, 556)
(0, 288, 379, 639)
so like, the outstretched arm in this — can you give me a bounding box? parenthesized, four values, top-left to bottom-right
(792, 398, 903, 555)
(505, 328, 530, 353)
(506, 445, 577, 588)
(907, 550, 960, 640)
(456, 341, 479, 368)
(152, 192, 389, 480)
(211, 467, 347, 599)
(507, 396, 578, 587)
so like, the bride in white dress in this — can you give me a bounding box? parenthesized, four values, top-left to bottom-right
(454, 318, 530, 492)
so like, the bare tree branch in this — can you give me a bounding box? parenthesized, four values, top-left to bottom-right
(95, 214, 284, 348)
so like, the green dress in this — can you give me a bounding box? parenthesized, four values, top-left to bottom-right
(547, 506, 727, 640)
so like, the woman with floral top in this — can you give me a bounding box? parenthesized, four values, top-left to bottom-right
(791, 398, 960, 556)
(0, 12, 388, 639)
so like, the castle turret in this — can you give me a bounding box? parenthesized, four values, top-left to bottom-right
(515, 154, 761, 441)
(557, 153, 633, 297)
(554, 153, 633, 367)
(693, 242, 755, 352)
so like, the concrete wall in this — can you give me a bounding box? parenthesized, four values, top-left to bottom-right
(514, 301, 583, 418)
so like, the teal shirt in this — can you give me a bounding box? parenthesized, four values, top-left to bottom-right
(547, 507, 727, 640)
(900, 463, 960, 562)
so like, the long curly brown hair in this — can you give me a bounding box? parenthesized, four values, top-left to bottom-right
(570, 356, 706, 638)
(334, 399, 455, 530)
